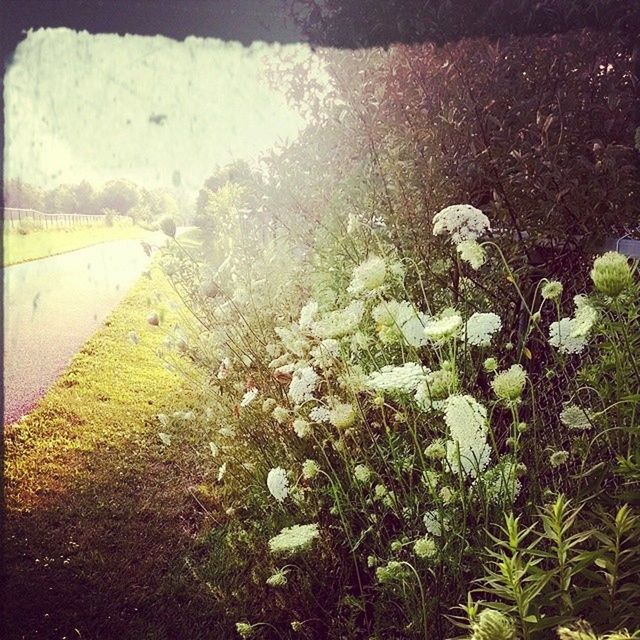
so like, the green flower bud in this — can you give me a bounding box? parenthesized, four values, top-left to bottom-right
(590, 252, 632, 297)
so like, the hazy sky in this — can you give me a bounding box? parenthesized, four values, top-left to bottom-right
(4, 28, 312, 194)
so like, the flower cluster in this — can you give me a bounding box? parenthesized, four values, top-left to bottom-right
(268, 523, 320, 555)
(432, 204, 490, 244)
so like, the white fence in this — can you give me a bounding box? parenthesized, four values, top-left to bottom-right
(3, 208, 132, 230)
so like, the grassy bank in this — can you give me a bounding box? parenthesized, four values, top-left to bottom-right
(3, 224, 150, 266)
(4, 264, 221, 639)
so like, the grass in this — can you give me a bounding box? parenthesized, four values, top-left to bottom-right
(3, 264, 223, 639)
(3, 224, 151, 267)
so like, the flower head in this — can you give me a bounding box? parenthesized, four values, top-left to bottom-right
(456, 239, 487, 269)
(365, 362, 429, 394)
(414, 536, 437, 559)
(293, 418, 312, 438)
(376, 560, 409, 583)
(354, 464, 372, 483)
(549, 318, 588, 355)
(267, 467, 290, 502)
(268, 523, 320, 555)
(590, 252, 632, 297)
(236, 622, 255, 639)
(329, 402, 357, 429)
(560, 404, 593, 430)
(471, 609, 516, 640)
(444, 395, 491, 477)
(464, 312, 502, 347)
(541, 280, 563, 301)
(348, 256, 387, 296)
(240, 388, 259, 407)
(432, 204, 490, 244)
(313, 301, 365, 339)
(550, 450, 570, 467)
(288, 366, 319, 407)
(302, 459, 320, 480)
(491, 364, 527, 402)
(423, 311, 463, 342)
(266, 571, 288, 587)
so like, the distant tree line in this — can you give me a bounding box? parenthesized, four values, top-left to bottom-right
(4, 178, 185, 225)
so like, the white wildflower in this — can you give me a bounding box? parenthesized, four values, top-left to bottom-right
(560, 404, 593, 430)
(313, 301, 365, 339)
(240, 388, 259, 407)
(463, 312, 502, 347)
(310, 339, 340, 369)
(272, 406, 290, 424)
(491, 364, 527, 402)
(275, 326, 310, 357)
(354, 464, 372, 483)
(209, 442, 219, 457)
(288, 366, 320, 406)
(432, 204, 490, 244)
(302, 459, 319, 480)
(268, 523, 320, 555)
(373, 300, 429, 347)
(347, 255, 387, 296)
(329, 402, 357, 429)
(217, 462, 227, 482)
(541, 280, 563, 301)
(267, 467, 290, 502)
(549, 318, 588, 354)
(414, 536, 438, 559)
(571, 295, 598, 337)
(365, 362, 429, 394)
(456, 240, 486, 269)
(423, 312, 463, 341)
(444, 395, 491, 477)
(309, 406, 331, 424)
(298, 300, 319, 329)
(158, 432, 171, 446)
(293, 418, 312, 438)
(415, 369, 457, 410)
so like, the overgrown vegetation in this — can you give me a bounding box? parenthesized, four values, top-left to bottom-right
(148, 25, 640, 639)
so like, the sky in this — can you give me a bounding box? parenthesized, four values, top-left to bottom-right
(4, 28, 314, 195)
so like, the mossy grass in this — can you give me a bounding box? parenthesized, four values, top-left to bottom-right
(3, 223, 150, 267)
(4, 264, 221, 639)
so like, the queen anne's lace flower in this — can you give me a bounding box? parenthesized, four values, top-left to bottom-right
(240, 388, 259, 407)
(414, 536, 437, 559)
(571, 295, 598, 337)
(456, 240, 486, 269)
(272, 406, 290, 424)
(432, 204, 490, 244)
(298, 300, 319, 329)
(415, 369, 457, 410)
(302, 459, 319, 479)
(329, 402, 357, 429)
(293, 418, 312, 438)
(463, 312, 502, 347)
(541, 280, 563, 300)
(268, 523, 320, 555)
(560, 404, 593, 430)
(267, 467, 290, 502)
(313, 301, 365, 339)
(288, 366, 319, 406)
(549, 318, 588, 354)
(365, 362, 429, 394)
(310, 339, 340, 370)
(354, 464, 372, 483)
(376, 560, 409, 583)
(491, 364, 527, 402)
(309, 406, 331, 423)
(275, 326, 310, 357)
(444, 395, 491, 477)
(372, 300, 429, 347)
(423, 312, 463, 341)
(590, 252, 632, 297)
(550, 450, 570, 467)
(347, 256, 387, 296)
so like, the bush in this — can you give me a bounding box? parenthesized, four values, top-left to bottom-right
(155, 190, 639, 637)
